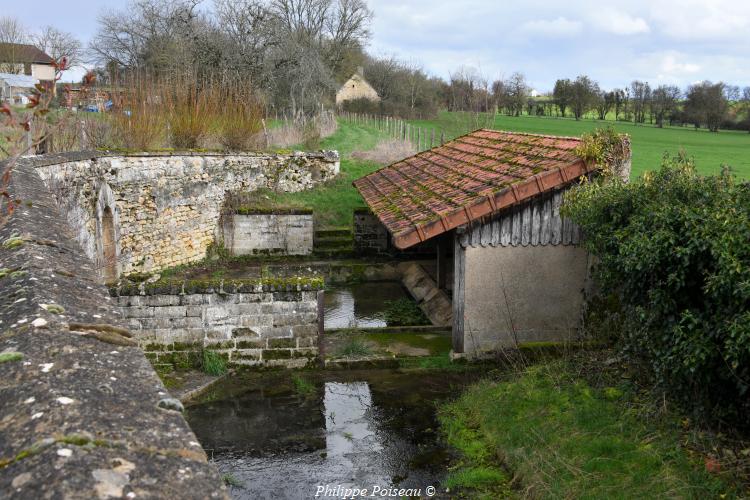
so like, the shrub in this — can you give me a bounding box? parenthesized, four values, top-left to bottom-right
(110, 74, 167, 150)
(214, 83, 263, 151)
(383, 298, 430, 326)
(165, 82, 213, 149)
(563, 153, 750, 425)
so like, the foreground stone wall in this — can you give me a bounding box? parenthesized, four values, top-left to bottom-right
(30, 150, 339, 278)
(112, 279, 322, 369)
(0, 159, 225, 498)
(223, 211, 314, 256)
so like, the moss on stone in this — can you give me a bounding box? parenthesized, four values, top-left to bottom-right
(262, 349, 292, 360)
(0, 352, 23, 364)
(1, 237, 25, 250)
(111, 276, 324, 297)
(268, 338, 296, 349)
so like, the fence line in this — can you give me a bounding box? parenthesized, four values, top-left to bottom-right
(337, 111, 448, 153)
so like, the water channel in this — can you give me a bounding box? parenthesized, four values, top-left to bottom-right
(323, 282, 412, 329)
(185, 369, 477, 499)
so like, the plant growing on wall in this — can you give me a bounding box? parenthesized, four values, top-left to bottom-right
(573, 127, 630, 179)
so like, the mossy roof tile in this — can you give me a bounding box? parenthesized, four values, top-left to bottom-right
(352, 129, 590, 249)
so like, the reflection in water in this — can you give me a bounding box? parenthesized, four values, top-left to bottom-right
(186, 371, 471, 500)
(324, 282, 411, 329)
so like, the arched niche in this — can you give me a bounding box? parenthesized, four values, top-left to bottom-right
(95, 183, 120, 282)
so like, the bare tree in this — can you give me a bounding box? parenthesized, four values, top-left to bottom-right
(0, 16, 29, 74)
(0, 16, 27, 45)
(33, 26, 83, 67)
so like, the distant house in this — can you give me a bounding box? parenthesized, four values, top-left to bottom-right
(0, 43, 55, 82)
(336, 67, 380, 106)
(0, 72, 40, 105)
(354, 129, 631, 358)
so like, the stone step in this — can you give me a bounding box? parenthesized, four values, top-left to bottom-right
(314, 227, 353, 239)
(312, 249, 356, 259)
(314, 238, 353, 250)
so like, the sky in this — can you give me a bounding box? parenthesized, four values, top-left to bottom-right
(4, 0, 750, 91)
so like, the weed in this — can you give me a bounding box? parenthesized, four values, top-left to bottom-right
(291, 374, 316, 396)
(201, 350, 227, 376)
(335, 339, 373, 358)
(222, 473, 244, 488)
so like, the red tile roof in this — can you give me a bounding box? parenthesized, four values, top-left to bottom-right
(353, 129, 593, 249)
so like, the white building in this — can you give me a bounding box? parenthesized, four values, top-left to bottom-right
(0, 72, 40, 105)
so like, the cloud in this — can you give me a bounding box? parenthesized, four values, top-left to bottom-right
(519, 17, 582, 37)
(648, 0, 750, 40)
(590, 9, 650, 35)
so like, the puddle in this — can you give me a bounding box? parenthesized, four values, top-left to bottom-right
(186, 370, 477, 499)
(324, 282, 411, 329)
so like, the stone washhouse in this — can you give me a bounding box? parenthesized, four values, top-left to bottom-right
(353, 129, 631, 358)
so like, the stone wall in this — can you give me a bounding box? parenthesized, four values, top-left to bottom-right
(223, 211, 314, 256)
(30, 150, 339, 278)
(353, 208, 391, 255)
(112, 279, 322, 369)
(0, 158, 225, 498)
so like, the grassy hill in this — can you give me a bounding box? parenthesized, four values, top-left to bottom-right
(408, 111, 750, 179)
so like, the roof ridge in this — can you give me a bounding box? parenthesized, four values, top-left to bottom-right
(478, 128, 583, 142)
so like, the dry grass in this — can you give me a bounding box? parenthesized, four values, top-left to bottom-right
(351, 138, 416, 165)
(268, 111, 337, 149)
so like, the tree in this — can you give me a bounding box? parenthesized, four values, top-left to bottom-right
(504, 72, 528, 117)
(553, 78, 572, 117)
(595, 90, 616, 120)
(0, 16, 26, 44)
(740, 87, 750, 133)
(650, 85, 681, 128)
(630, 80, 651, 124)
(0, 16, 29, 73)
(611, 88, 626, 120)
(569, 75, 598, 120)
(33, 26, 82, 67)
(684, 81, 728, 132)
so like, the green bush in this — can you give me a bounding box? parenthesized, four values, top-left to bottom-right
(563, 153, 750, 424)
(383, 298, 430, 326)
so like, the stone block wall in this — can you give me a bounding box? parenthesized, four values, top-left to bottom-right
(112, 279, 322, 369)
(30, 150, 339, 278)
(223, 211, 314, 256)
(353, 208, 391, 255)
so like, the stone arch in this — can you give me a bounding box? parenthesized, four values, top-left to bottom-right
(95, 183, 120, 282)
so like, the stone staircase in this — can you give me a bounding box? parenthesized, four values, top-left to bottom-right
(313, 227, 354, 257)
(399, 262, 453, 327)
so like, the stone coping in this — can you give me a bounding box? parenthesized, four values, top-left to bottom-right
(0, 149, 340, 171)
(234, 207, 314, 215)
(0, 161, 226, 497)
(110, 277, 325, 296)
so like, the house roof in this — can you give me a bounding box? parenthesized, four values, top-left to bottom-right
(353, 129, 593, 249)
(0, 43, 54, 65)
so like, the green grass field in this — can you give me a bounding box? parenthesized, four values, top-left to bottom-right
(408, 111, 750, 179)
(263, 111, 750, 228)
